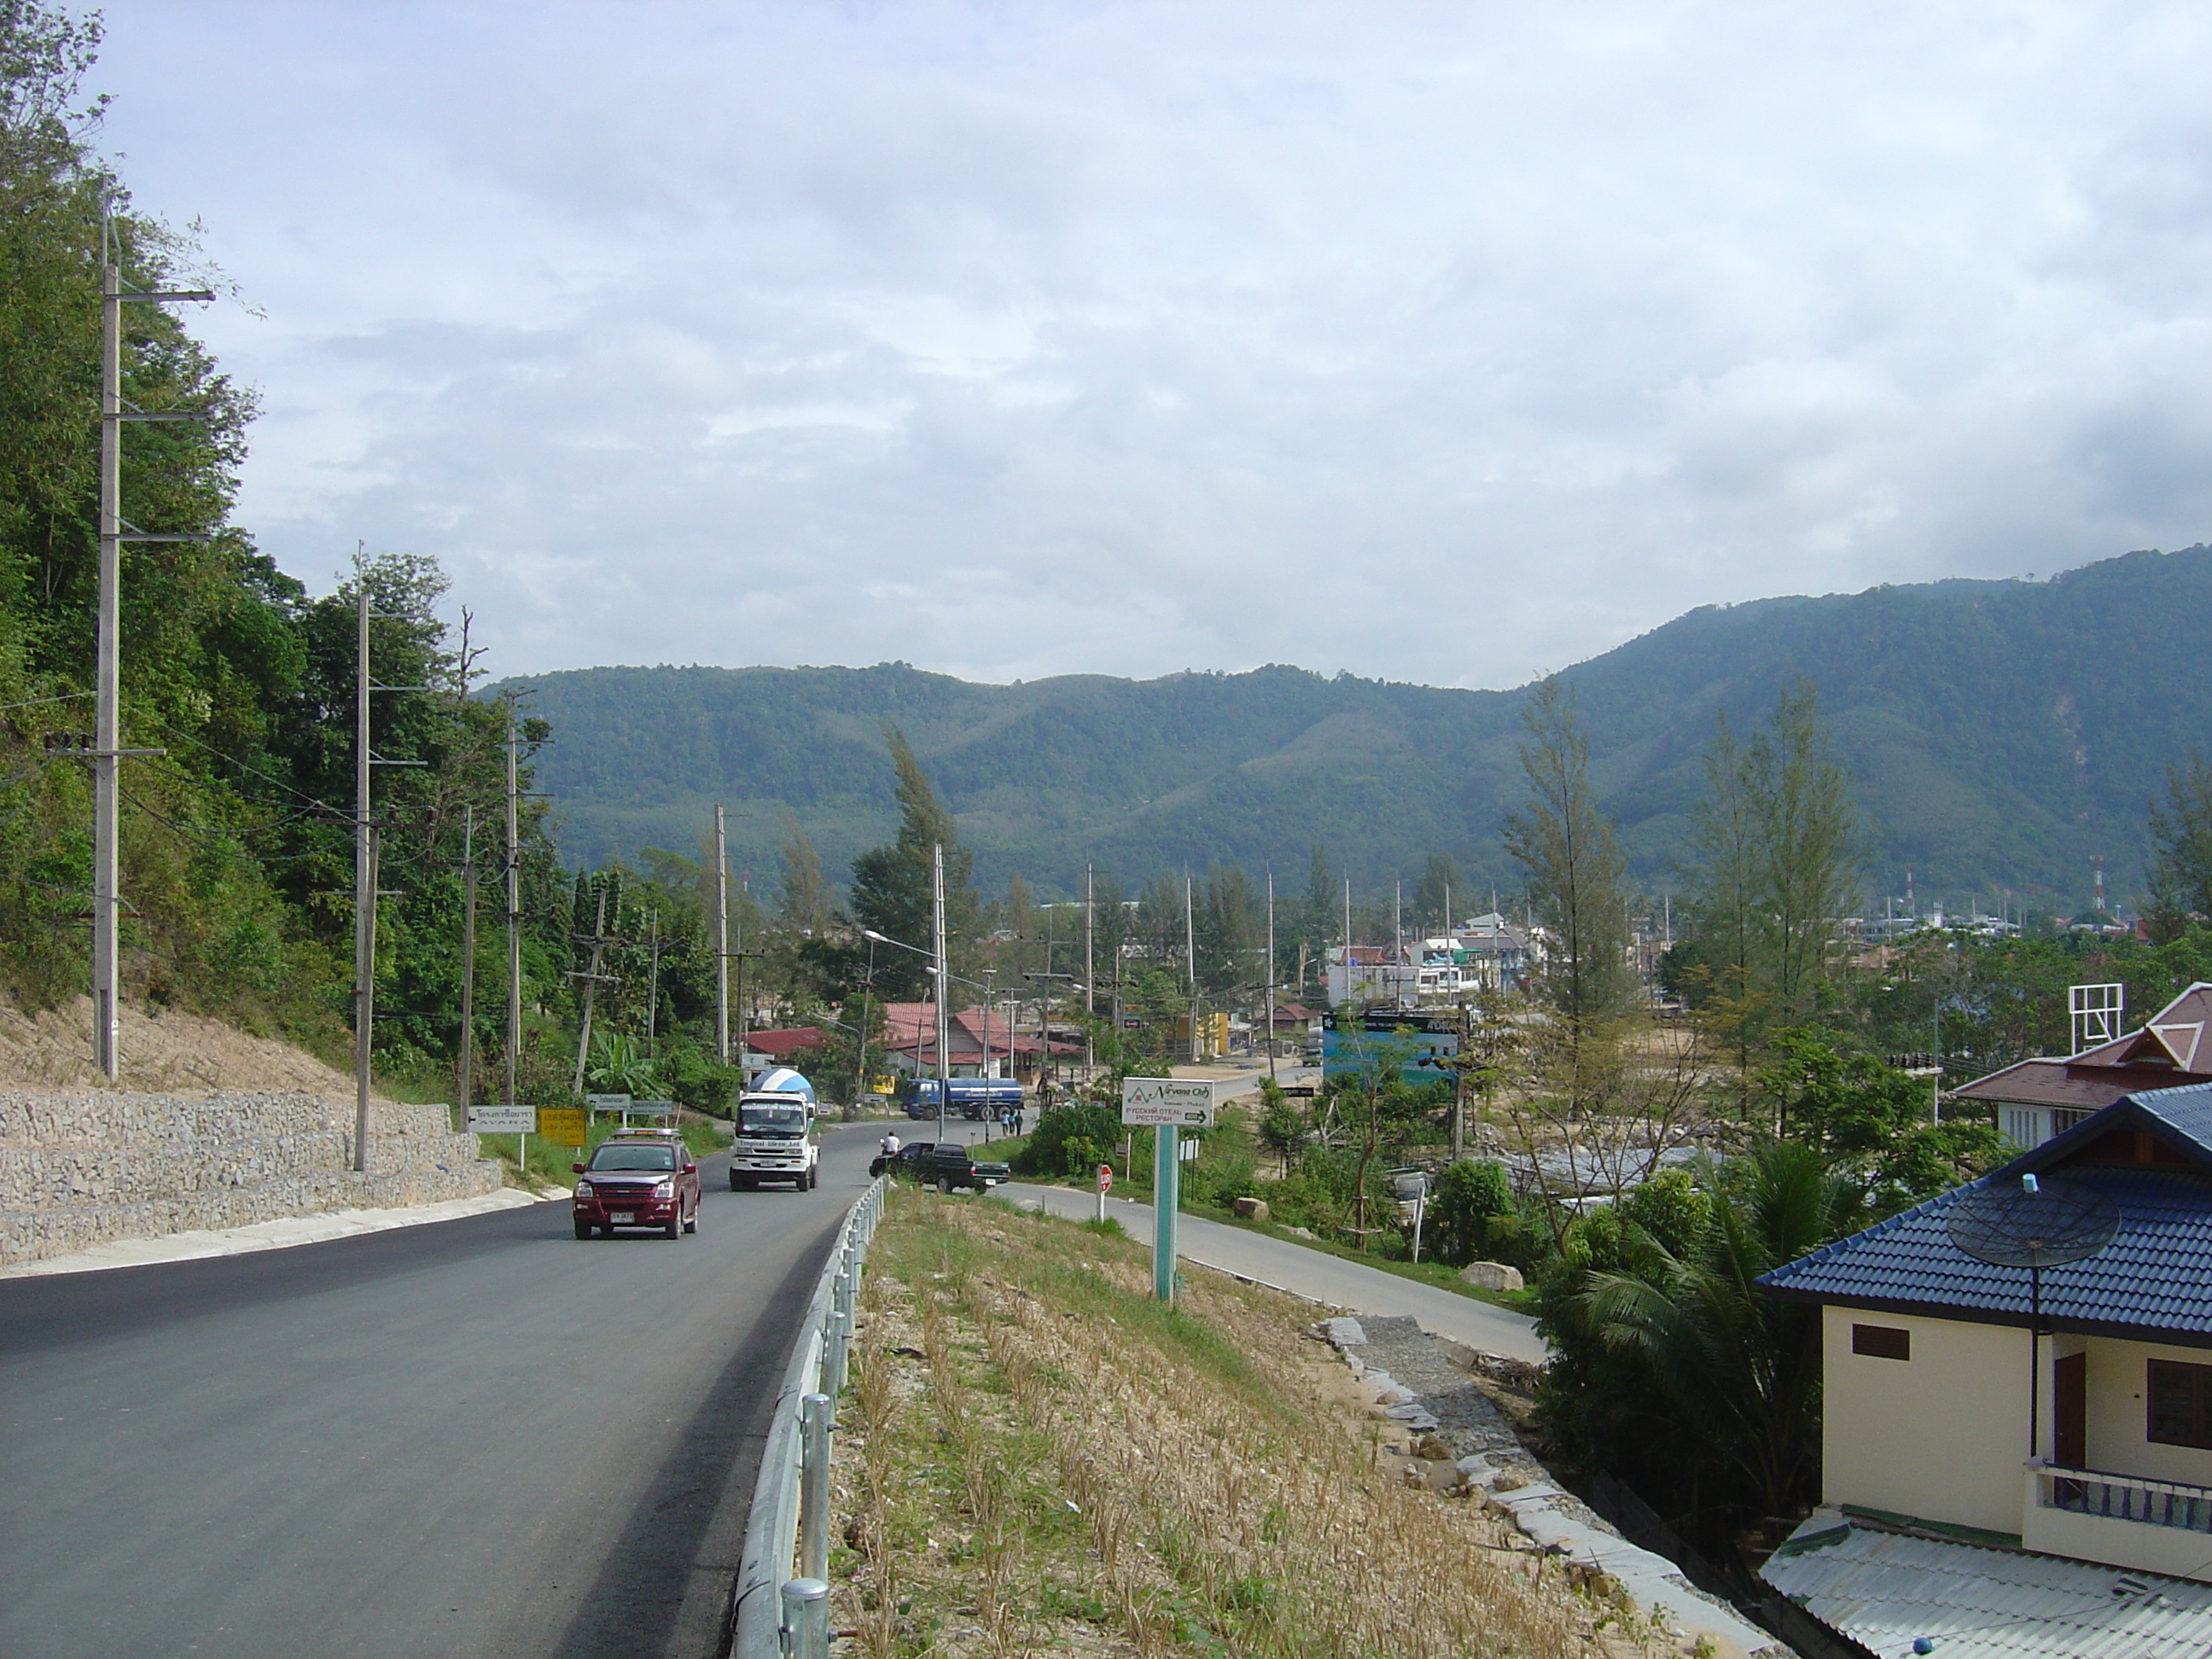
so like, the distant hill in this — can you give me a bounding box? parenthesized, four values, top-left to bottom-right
(496, 545, 2212, 912)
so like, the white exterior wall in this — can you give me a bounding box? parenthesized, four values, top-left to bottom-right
(1822, 1306, 2029, 1535)
(2078, 1336, 2212, 1486)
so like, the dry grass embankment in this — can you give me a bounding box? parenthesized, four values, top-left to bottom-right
(0, 996, 371, 1098)
(833, 1192, 1685, 1659)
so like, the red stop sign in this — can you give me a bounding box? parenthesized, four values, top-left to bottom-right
(1097, 1163, 1114, 1193)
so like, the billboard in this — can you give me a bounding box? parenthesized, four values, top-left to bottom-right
(1320, 1010, 1458, 1087)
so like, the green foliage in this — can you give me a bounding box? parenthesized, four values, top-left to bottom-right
(653, 1037, 742, 1116)
(1534, 1142, 1863, 1549)
(1503, 678, 1633, 1033)
(1756, 1028, 2010, 1212)
(504, 544, 2212, 921)
(2147, 756, 2212, 941)
(1427, 1158, 1515, 1267)
(584, 1031, 658, 1097)
(847, 725, 980, 998)
(1685, 681, 1864, 1040)
(0, 14, 568, 1063)
(1618, 1167, 1712, 1259)
(1011, 1101, 1124, 1179)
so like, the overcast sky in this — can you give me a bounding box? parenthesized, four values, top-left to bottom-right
(88, 1, 2212, 689)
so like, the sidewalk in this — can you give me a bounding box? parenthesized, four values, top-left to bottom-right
(0, 1186, 555, 1278)
(998, 1181, 1547, 1362)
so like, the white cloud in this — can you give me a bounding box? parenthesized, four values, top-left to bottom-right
(88, 0, 2212, 684)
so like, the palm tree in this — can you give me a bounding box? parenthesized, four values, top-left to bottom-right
(1572, 1141, 1860, 1534)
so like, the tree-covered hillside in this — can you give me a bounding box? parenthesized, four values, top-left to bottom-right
(504, 544, 2212, 912)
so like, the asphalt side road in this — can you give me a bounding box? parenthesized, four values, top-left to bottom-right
(998, 1180, 1549, 1362)
(0, 1121, 888, 1659)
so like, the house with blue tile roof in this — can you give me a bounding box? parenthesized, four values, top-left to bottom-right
(1759, 1077, 2212, 1639)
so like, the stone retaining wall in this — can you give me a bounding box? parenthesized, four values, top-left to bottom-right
(0, 1091, 502, 1266)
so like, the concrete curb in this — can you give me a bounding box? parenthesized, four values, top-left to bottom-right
(0, 1185, 560, 1278)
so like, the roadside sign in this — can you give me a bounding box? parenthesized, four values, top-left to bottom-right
(538, 1107, 587, 1147)
(1097, 1164, 1114, 1193)
(585, 1093, 630, 1110)
(467, 1105, 536, 1134)
(1120, 1077, 1216, 1127)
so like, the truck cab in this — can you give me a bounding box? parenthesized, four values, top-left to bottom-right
(729, 1067, 819, 1190)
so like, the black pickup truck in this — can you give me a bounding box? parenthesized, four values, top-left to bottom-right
(870, 1142, 1012, 1193)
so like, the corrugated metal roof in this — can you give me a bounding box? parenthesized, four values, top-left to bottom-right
(1761, 1086, 2212, 1340)
(1762, 1513, 2212, 1659)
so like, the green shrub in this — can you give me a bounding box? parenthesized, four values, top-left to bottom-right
(1012, 1102, 1125, 1178)
(1428, 1159, 1516, 1266)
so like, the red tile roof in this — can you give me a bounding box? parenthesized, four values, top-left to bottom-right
(1953, 982, 2212, 1106)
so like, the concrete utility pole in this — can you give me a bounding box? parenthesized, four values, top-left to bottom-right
(736, 870, 752, 1078)
(932, 841, 952, 1139)
(457, 805, 476, 1112)
(1185, 870, 1199, 1062)
(1452, 1001, 1470, 1163)
(1084, 862, 1095, 1075)
(504, 699, 521, 1108)
(850, 933, 878, 1112)
(569, 885, 611, 1093)
(353, 585, 373, 1173)
(713, 806, 731, 1064)
(644, 908, 661, 1052)
(90, 241, 208, 1077)
(1266, 868, 1277, 1085)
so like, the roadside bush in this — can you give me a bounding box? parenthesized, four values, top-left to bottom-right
(1011, 1102, 1124, 1178)
(1182, 1151, 1257, 1211)
(1249, 1169, 1348, 1236)
(1428, 1159, 1516, 1266)
(656, 1038, 743, 1116)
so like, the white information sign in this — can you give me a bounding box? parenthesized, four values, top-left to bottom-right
(467, 1105, 537, 1134)
(1120, 1077, 1216, 1127)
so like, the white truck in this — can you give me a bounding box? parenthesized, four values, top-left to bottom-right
(728, 1067, 818, 1190)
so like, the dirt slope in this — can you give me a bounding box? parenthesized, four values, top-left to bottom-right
(0, 998, 380, 1100)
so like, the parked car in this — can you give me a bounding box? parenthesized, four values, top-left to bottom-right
(873, 1141, 1010, 1193)
(573, 1132, 700, 1238)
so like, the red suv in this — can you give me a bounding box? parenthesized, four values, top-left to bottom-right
(573, 1133, 700, 1238)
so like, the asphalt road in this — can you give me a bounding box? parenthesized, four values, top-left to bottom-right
(0, 1120, 897, 1659)
(999, 1181, 1549, 1361)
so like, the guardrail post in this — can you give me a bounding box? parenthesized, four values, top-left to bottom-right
(827, 1292, 852, 1396)
(799, 1392, 832, 1580)
(780, 1577, 829, 1659)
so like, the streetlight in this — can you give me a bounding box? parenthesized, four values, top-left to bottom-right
(848, 931, 879, 1118)
(862, 926, 952, 1138)
(862, 928, 1020, 1138)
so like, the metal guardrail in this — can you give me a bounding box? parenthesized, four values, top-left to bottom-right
(731, 1176, 888, 1659)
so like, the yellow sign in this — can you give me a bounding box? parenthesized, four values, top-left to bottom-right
(538, 1107, 587, 1147)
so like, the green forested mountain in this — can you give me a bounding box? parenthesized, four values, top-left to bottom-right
(504, 544, 2212, 913)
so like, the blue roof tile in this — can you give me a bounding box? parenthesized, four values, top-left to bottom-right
(1761, 1082, 2212, 1341)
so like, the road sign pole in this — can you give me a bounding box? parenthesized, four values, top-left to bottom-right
(1153, 1125, 1178, 1302)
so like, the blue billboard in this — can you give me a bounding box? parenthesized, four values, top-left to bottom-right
(1320, 1011, 1459, 1087)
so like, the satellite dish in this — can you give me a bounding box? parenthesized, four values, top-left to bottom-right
(1946, 1174, 2121, 1269)
(1946, 1173, 2121, 1463)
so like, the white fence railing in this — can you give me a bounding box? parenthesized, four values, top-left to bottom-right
(731, 1177, 888, 1659)
(2038, 1462, 2212, 1534)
